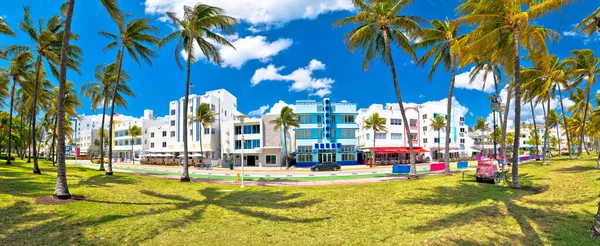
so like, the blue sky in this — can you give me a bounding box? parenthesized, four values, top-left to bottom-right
(1, 0, 599, 127)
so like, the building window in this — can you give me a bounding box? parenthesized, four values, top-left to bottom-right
(170, 110, 175, 115)
(460, 139, 465, 144)
(170, 131, 175, 137)
(151, 132, 154, 138)
(434, 138, 440, 143)
(410, 133, 418, 140)
(296, 130, 311, 139)
(330, 129, 336, 138)
(298, 146, 313, 153)
(144, 140, 147, 144)
(171, 120, 176, 126)
(211, 128, 215, 134)
(190, 106, 193, 112)
(162, 142, 167, 148)
(423, 126, 428, 131)
(460, 117, 465, 121)
(317, 115, 323, 123)
(243, 139, 260, 149)
(366, 133, 370, 140)
(375, 133, 386, 139)
(460, 128, 465, 133)
(150, 142, 154, 148)
(341, 129, 355, 139)
(243, 125, 260, 134)
(299, 114, 312, 124)
(235, 140, 241, 150)
(391, 119, 402, 125)
(342, 114, 355, 123)
(423, 138, 428, 144)
(234, 126, 241, 135)
(136, 138, 141, 145)
(391, 133, 402, 140)
(204, 128, 210, 134)
(266, 155, 277, 165)
(297, 154, 312, 162)
(341, 153, 355, 161)
(330, 114, 336, 123)
(342, 145, 355, 152)
(409, 119, 417, 127)
(162, 131, 167, 137)
(211, 104, 215, 110)
(422, 114, 427, 119)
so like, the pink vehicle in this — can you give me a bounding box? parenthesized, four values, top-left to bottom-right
(475, 159, 506, 184)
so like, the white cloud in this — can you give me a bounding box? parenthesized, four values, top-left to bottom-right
(182, 35, 293, 69)
(251, 59, 335, 97)
(455, 66, 495, 93)
(562, 31, 577, 37)
(267, 100, 295, 115)
(144, 0, 354, 31)
(384, 97, 469, 118)
(247, 105, 270, 117)
(561, 97, 575, 109)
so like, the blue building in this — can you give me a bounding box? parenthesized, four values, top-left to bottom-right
(293, 99, 359, 167)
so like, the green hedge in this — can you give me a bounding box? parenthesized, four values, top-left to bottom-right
(0, 155, 16, 161)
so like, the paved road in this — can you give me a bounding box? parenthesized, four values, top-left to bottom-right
(67, 160, 439, 178)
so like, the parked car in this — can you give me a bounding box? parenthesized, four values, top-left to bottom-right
(91, 157, 108, 164)
(310, 162, 341, 172)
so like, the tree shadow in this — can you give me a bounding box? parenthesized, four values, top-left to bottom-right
(555, 165, 598, 173)
(71, 173, 136, 188)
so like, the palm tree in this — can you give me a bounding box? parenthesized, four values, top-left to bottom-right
(0, 18, 15, 36)
(159, 3, 237, 181)
(1, 51, 33, 164)
(565, 49, 599, 159)
(334, 0, 423, 177)
(81, 63, 133, 171)
(270, 106, 300, 169)
(429, 115, 446, 161)
(127, 125, 142, 164)
(547, 109, 562, 154)
(362, 113, 388, 165)
(473, 117, 489, 155)
(99, 13, 159, 175)
(456, 0, 567, 188)
(414, 19, 462, 175)
(189, 103, 217, 167)
(46, 82, 81, 166)
(575, 7, 600, 38)
(15, 6, 82, 174)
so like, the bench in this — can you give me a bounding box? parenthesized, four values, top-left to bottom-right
(457, 161, 469, 180)
(430, 163, 446, 172)
(392, 165, 410, 174)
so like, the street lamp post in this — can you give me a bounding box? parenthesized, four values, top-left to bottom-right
(237, 115, 247, 188)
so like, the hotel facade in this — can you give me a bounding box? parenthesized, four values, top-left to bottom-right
(293, 99, 359, 167)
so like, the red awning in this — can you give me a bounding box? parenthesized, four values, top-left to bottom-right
(371, 147, 428, 153)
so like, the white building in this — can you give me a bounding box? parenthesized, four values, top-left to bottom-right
(220, 114, 293, 167)
(76, 128, 98, 156)
(356, 101, 472, 161)
(111, 110, 166, 162)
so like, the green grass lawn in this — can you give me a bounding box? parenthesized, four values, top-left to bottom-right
(1, 155, 599, 245)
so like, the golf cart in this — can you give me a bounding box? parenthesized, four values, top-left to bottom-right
(475, 159, 508, 184)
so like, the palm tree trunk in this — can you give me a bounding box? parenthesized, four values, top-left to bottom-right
(107, 44, 126, 176)
(580, 90, 591, 159)
(373, 128, 376, 165)
(438, 130, 441, 160)
(199, 125, 203, 169)
(181, 50, 191, 182)
(543, 96, 550, 165)
(556, 125, 561, 156)
(282, 124, 288, 168)
(31, 54, 42, 174)
(51, 115, 58, 166)
(99, 100, 107, 171)
(6, 79, 16, 164)
(511, 28, 523, 189)
(19, 109, 24, 159)
(558, 86, 573, 159)
(131, 135, 134, 164)
(530, 100, 540, 159)
(443, 55, 456, 175)
(54, 0, 75, 199)
(501, 81, 513, 170)
(382, 30, 416, 177)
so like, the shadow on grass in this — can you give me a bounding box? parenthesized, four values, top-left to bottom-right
(555, 165, 598, 173)
(71, 173, 136, 188)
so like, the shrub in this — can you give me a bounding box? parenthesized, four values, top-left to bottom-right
(0, 154, 16, 161)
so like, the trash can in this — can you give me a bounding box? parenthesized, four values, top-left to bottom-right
(229, 162, 233, 170)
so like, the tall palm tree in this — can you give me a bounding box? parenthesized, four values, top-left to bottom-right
(0, 18, 15, 36)
(414, 19, 462, 175)
(1, 51, 32, 164)
(362, 113, 388, 165)
(46, 82, 81, 165)
(334, 0, 423, 177)
(473, 117, 489, 156)
(429, 115, 446, 161)
(81, 63, 133, 171)
(270, 106, 300, 169)
(99, 14, 159, 176)
(565, 49, 599, 159)
(127, 125, 142, 164)
(575, 7, 600, 38)
(16, 6, 81, 174)
(189, 103, 217, 166)
(547, 109, 562, 154)
(159, 3, 237, 181)
(456, 0, 567, 188)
